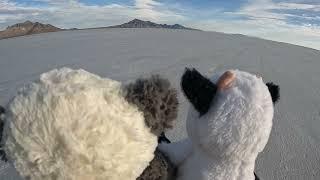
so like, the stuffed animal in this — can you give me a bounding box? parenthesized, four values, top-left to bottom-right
(159, 68, 279, 180)
(124, 74, 178, 180)
(0, 68, 178, 180)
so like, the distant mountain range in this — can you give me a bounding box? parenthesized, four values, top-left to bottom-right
(0, 21, 62, 40)
(0, 19, 199, 40)
(108, 19, 198, 30)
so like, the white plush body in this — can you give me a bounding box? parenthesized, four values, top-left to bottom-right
(3, 68, 157, 180)
(160, 70, 274, 180)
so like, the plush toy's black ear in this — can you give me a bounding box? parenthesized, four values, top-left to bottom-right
(0, 105, 7, 162)
(266, 82, 280, 104)
(181, 68, 217, 116)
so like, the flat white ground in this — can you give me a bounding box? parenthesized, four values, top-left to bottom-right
(0, 28, 320, 180)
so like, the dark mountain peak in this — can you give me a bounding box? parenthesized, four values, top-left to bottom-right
(130, 19, 145, 23)
(110, 19, 199, 30)
(7, 21, 33, 29)
(6, 21, 60, 30)
(172, 24, 185, 29)
(1, 20, 62, 40)
(23, 20, 33, 25)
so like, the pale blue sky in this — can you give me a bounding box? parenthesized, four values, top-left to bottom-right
(1, 0, 320, 49)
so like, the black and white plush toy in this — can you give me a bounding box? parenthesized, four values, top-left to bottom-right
(160, 68, 279, 180)
(0, 68, 178, 180)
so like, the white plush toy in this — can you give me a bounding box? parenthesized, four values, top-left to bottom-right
(160, 68, 279, 180)
(0, 68, 178, 180)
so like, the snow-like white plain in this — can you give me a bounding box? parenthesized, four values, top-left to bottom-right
(0, 28, 320, 180)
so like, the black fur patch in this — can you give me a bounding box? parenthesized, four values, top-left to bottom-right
(158, 132, 171, 144)
(254, 173, 260, 180)
(0, 106, 5, 115)
(266, 82, 280, 104)
(0, 105, 7, 162)
(181, 68, 217, 116)
(124, 75, 178, 136)
(137, 148, 177, 180)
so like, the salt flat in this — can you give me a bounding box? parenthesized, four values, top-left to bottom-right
(0, 28, 320, 180)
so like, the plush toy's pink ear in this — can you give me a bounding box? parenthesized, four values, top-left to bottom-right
(181, 68, 217, 116)
(217, 71, 236, 90)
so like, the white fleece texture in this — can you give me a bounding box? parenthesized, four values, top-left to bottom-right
(3, 68, 157, 180)
(160, 70, 274, 180)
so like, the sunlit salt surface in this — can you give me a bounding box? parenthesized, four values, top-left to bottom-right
(1, 28, 320, 180)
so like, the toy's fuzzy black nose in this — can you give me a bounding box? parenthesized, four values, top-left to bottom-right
(181, 68, 217, 116)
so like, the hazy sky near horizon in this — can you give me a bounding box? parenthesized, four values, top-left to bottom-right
(0, 0, 319, 50)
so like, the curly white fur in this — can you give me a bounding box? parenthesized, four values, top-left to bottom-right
(160, 70, 274, 180)
(3, 68, 157, 180)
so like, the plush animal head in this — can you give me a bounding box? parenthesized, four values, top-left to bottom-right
(124, 75, 178, 137)
(124, 76, 178, 180)
(0, 68, 179, 180)
(181, 68, 279, 161)
(1, 68, 162, 180)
